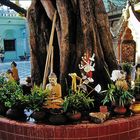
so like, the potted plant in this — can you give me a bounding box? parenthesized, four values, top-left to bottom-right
(28, 85, 49, 121)
(102, 70, 134, 115)
(102, 84, 134, 115)
(63, 90, 94, 121)
(3, 80, 28, 120)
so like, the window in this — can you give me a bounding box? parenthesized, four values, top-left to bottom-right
(4, 39, 16, 51)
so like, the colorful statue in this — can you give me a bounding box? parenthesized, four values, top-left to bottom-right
(6, 69, 14, 81)
(11, 61, 20, 83)
(43, 73, 63, 109)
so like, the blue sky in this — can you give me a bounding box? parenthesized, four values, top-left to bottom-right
(11, 0, 31, 9)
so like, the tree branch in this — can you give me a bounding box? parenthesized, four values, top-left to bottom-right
(0, 0, 27, 16)
(40, 0, 55, 21)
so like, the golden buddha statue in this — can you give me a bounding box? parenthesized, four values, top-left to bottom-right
(43, 73, 63, 109)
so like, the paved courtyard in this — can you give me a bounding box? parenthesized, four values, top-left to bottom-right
(0, 61, 31, 83)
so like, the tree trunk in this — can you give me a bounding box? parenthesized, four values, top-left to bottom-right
(27, 0, 118, 92)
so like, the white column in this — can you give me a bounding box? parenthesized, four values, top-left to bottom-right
(128, 7, 140, 63)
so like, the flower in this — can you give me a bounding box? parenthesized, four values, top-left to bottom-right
(83, 79, 89, 85)
(84, 64, 94, 73)
(110, 70, 124, 82)
(79, 52, 96, 88)
(89, 53, 95, 61)
(94, 84, 101, 93)
(82, 75, 87, 80)
(131, 81, 135, 89)
(87, 77, 94, 82)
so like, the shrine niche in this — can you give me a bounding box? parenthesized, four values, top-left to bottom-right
(118, 27, 136, 64)
(121, 40, 136, 63)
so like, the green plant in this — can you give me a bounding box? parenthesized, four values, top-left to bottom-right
(0, 86, 8, 104)
(28, 85, 49, 111)
(0, 74, 7, 87)
(102, 84, 134, 107)
(63, 90, 94, 114)
(3, 80, 27, 109)
(122, 63, 133, 75)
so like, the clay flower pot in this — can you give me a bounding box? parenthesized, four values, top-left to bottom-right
(114, 106, 127, 115)
(67, 112, 82, 121)
(100, 106, 108, 113)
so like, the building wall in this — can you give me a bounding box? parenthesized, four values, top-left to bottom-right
(0, 14, 30, 61)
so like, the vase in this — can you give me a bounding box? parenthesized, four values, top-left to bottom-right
(114, 106, 127, 115)
(130, 103, 140, 114)
(67, 112, 81, 121)
(100, 106, 108, 113)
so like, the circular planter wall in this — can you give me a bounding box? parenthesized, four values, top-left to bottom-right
(0, 115, 140, 140)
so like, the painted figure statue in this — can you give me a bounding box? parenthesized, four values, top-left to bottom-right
(11, 61, 20, 84)
(43, 73, 63, 109)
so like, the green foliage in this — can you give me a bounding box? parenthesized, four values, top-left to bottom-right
(3, 80, 26, 108)
(122, 63, 133, 75)
(0, 86, 8, 104)
(0, 79, 28, 109)
(0, 76, 49, 112)
(63, 90, 94, 114)
(28, 85, 49, 111)
(102, 84, 134, 107)
(0, 74, 6, 87)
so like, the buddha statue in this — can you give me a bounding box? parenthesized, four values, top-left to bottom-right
(11, 61, 20, 84)
(43, 73, 63, 109)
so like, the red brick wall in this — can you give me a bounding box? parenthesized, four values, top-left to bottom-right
(0, 115, 140, 140)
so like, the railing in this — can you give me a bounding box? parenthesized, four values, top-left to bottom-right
(0, 8, 18, 17)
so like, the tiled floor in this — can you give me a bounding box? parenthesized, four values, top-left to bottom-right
(0, 61, 31, 83)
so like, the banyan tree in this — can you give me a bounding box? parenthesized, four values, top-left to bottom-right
(27, 0, 118, 91)
(0, 0, 118, 92)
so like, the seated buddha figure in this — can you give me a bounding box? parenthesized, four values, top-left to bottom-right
(43, 73, 63, 109)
